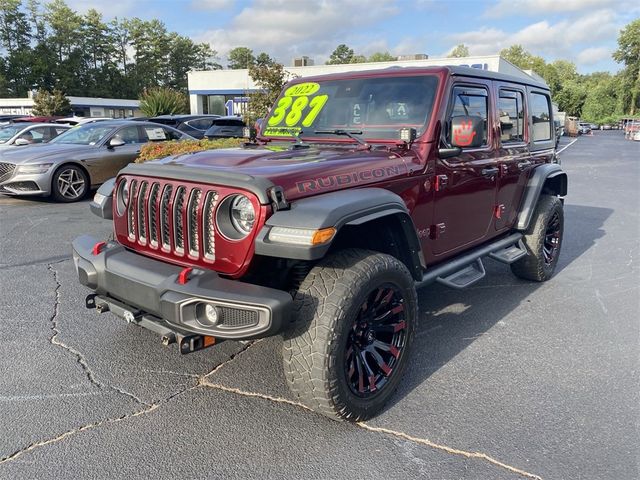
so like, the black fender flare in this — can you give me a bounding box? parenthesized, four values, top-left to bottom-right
(516, 164, 567, 230)
(254, 188, 423, 277)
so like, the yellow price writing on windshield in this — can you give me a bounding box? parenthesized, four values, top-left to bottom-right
(267, 82, 329, 129)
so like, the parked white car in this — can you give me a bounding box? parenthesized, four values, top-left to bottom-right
(0, 123, 71, 148)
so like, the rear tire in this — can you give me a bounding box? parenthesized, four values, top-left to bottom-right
(283, 249, 417, 421)
(511, 195, 564, 281)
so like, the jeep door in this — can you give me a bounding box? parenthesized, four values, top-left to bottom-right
(493, 84, 532, 231)
(432, 80, 498, 257)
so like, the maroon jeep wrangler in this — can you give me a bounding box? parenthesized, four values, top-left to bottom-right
(73, 66, 567, 421)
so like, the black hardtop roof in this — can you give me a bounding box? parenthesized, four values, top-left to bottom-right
(290, 65, 549, 91)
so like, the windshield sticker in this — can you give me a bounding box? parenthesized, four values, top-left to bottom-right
(266, 82, 329, 133)
(263, 126, 302, 137)
(285, 82, 320, 97)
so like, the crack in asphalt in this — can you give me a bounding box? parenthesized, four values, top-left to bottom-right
(47, 262, 150, 407)
(0, 340, 258, 466)
(199, 382, 543, 480)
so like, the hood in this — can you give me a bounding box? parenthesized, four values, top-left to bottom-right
(0, 143, 93, 164)
(151, 144, 414, 200)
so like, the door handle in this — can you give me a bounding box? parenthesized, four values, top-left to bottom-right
(517, 160, 532, 170)
(135, 150, 141, 154)
(481, 167, 499, 178)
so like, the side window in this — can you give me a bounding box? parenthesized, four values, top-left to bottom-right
(530, 92, 551, 142)
(162, 127, 183, 141)
(141, 126, 170, 142)
(448, 86, 489, 146)
(114, 126, 145, 144)
(498, 90, 525, 143)
(186, 118, 215, 130)
(20, 127, 46, 143)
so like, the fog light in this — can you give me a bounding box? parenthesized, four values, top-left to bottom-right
(204, 304, 219, 325)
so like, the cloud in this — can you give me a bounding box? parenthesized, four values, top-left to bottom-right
(196, 0, 399, 65)
(576, 47, 613, 66)
(484, 0, 622, 18)
(191, 0, 235, 10)
(449, 9, 619, 65)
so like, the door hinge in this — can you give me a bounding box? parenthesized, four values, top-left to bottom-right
(494, 204, 506, 219)
(430, 223, 446, 239)
(434, 174, 448, 191)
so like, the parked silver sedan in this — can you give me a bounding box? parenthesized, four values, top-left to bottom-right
(0, 120, 193, 202)
(0, 122, 70, 148)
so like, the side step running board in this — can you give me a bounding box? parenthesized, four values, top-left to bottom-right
(436, 258, 485, 289)
(489, 239, 527, 264)
(417, 232, 523, 289)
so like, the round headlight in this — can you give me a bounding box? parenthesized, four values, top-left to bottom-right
(216, 194, 256, 240)
(230, 195, 255, 235)
(116, 179, 129, 216)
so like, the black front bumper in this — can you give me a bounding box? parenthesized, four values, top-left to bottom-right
(72, 235, 292, 341)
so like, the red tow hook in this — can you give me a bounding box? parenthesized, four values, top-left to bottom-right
(177, 267, 193, 285)
(92, 241, 107, 255)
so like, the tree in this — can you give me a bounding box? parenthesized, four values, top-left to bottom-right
(613, 19, 640, 115)
(582, 74, 618, 123)
(139, 87, 188, 116)
(326, 44, 355, 64)
(31, 88, 72, 115)
(246, 62, 293, 124)
(228, 47, 255, 69)
(255, 52, 275, 67)
(368, 51, 396, 62)
(448, 44, 469, 58)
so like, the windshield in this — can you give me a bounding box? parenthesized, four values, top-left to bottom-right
(50, 123, 115, 145)
(0, 125, 23, 143)
(262, 75, 439, 141)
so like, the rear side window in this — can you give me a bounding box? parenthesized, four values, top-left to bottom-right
(186, 118, 216, 130)
(498, 90, 525, 143)
(530, 92, 551, 142)
(448, 86, 489, 146)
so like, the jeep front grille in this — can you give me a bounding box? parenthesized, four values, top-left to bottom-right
(123, 179, 219, 262)
(0, 162, 15, 183)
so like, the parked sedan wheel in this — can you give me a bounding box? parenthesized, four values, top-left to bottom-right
(52, 164, 88, 202)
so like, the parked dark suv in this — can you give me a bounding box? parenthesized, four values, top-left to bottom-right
(149, 115, 220, 139)
(203, 116, 246, 139)
(74, 66, 566, 421)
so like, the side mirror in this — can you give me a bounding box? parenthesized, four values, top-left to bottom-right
(14, 138, 30, 146)
(450, 115, 484, 148)
(108, 137, 125, 148)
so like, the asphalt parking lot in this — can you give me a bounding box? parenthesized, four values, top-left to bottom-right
(0, 131, 638, 479)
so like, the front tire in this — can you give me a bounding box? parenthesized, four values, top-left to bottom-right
(511, 195, 564, 281)
(283, 249, 417, 421)
(51, 164, 88, 202)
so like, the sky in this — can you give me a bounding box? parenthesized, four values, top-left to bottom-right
(67, 0, 640, 74)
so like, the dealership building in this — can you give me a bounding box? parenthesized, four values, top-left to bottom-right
(187, 55, 538, 116)
(0, 95, 141, 118)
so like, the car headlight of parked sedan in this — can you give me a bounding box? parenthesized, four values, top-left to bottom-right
(16, 163, 54, 174)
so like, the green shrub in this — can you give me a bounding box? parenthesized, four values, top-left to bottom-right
(139, 87, 189, 117)
(136, 138, 245, 163)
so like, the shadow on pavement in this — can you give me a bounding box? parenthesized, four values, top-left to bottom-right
(383, 203, 612, 410)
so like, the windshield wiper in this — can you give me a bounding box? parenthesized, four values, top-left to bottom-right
(279, 128, 308, 148)
(314, 129, 370, 149)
